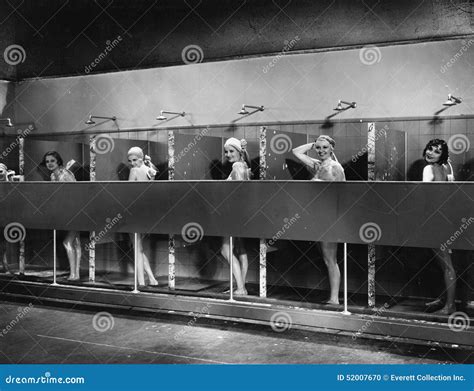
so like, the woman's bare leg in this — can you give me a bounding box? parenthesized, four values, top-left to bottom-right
(142, 253, 158, 285)
(433, 249, 456, 314)
(74, 234, 81, 279)
(140, 235, 157, 285)
(64, 231, 78, 280)
(238, 253, 248, 288)
(320, 241, 340, 304)
(130, 233, 145, 285)
(222, 238, 246, 294)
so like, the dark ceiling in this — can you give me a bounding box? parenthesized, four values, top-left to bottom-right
(0, 0, 472, 80)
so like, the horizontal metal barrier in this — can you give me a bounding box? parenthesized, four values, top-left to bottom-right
(1, 181, 473, 250)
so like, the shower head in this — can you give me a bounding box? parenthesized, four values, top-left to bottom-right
(0, 118, 13, 127)
(238, 104, 264, 115)
(238, 105, 249, 115)
(443, 94, 462, 106)
(156, 110, 185, 121)
(85, 115, 117, 125)
(334, 100, 357, 111)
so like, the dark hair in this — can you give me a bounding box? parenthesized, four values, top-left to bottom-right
(41, 151, 64, 168)
(422, 139, 449, 165)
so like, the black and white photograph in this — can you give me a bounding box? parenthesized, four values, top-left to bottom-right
(0, 0, 472, 389)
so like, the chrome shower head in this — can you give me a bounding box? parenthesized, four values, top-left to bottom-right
(238, 105, 249, 115)
(443, 94, 462, 106)
(334, 100, 357, 111)
(156, 110, 185, 121)
(85, 115, 95, 125)
(238, 104, 264, 115)
(0, 118, 13, 127)
(85, 115, 116, 125)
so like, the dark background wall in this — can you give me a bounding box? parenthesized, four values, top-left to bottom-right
(0, 0, 473, 80)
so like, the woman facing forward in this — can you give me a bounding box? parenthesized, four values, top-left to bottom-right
(127, 146, 159, 286)
(422, 138, 456, 314)
(41, 151, 81, 280)
(222, 137, 251, 295)
(292, 135, 345, 304)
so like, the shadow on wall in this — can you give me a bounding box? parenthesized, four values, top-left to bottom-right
(459, 159, 474, 181)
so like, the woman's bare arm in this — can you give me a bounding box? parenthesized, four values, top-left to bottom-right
(292, 143, 319, 168)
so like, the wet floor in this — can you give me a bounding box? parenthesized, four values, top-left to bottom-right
(0, 300, 472, 364)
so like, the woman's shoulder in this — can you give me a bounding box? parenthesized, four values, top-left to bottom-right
(62, 168, 76, 181)
(232, 161, 248, 169)
(328, 160, 344, 172)
(130, 165, 151, 181)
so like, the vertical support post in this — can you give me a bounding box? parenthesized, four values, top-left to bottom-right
(229, 236, 234, 301)
(259, 126, 267, 298)
(132, 233, 139, 293)
(88, 232, 96, 283)
(18, 136, 25, 275)
(342, 243, 350, 315)
(89, 136, 96, 282)
(168, 236, 175, 290)
(168, 130, 175, 290)
(367, 122, 376, 308)
(52, 229, 58, 285)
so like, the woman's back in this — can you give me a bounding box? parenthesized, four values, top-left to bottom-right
(423, 164, 450, 182)
(227, 161, 250, 181)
